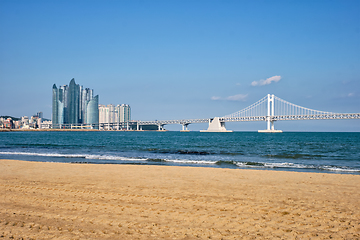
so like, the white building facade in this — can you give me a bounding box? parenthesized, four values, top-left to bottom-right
(99, 104, 131, 124)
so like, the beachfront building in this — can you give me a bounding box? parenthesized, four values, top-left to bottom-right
(99, 104, 111, 124)
(85, 95, 99, 125)
(2, 118, 14, 129)
(117, 104, 131, 123)
(52, 78, 99, 128)
(21, 116, 29, 126)
(40, 120, 52, 129)
(99, 104, 131, 129)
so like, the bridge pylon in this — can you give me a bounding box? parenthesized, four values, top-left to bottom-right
(258, 94, 283, 133)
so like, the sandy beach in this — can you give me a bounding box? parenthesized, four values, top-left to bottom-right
(1, 160, 359, 239)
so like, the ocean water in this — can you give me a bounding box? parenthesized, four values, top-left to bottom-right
(0, 131, 359, 174)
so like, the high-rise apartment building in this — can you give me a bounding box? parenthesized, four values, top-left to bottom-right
(117, 104, 131, 123)
(85, 95, 99, 125)
(52, 78, 99, 128)
(36, 112, 43, 119)
(99, 104, 131, 124)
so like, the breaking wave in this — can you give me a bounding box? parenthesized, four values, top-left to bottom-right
(1, 151, 359, 173)
(0, 151, 146, 161)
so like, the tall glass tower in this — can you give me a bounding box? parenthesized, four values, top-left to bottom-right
(67, 79, 80, 124)
(85, 95, 99, 128)
(52, 79, 99, 128)
(52, 84, 59, 125)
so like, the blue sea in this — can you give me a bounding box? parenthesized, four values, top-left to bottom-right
(0, 131, 359, 174)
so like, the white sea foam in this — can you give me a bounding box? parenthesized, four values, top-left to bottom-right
(236, 161, 360, 173)
(83, 154, 147, 161)
(263, 162, 310, 169)
(320, 165, 360, 173)
(0, 151, 147, 161)
(165, 159, 217, 165)
(235, 161, 313, 169)
(0, 151, 82, 158)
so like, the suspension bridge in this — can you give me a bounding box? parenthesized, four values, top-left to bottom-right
(134, 94, 360, 132)
(46, 94, 360, 132)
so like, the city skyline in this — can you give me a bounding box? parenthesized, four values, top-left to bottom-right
(1, 1, 359, 131)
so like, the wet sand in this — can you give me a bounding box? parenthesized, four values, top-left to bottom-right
(1, 159, 359, 239)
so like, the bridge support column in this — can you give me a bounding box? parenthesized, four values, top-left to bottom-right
(259, 94, 282, 133)
(266, 94, 273, 131)
(200, 117, 233, 132)
(181, 123, 190, 132)
(157, 124, 165, 131)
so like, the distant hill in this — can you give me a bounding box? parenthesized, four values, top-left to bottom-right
(0, 116, 20, 121)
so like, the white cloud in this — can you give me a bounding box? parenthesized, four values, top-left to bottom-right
(348, 93, 354, 97)
(211, 96, 221, 100)
(211, 94, 248, 101)
(251, 75, 281, 86)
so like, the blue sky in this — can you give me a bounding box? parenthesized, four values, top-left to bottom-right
(1, 0, 359, 131)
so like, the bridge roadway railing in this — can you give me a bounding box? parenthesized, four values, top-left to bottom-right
(105, 113, 360, 128)
(220, 116, 267, 122)
(137, 118, 210, 125)
(221, 113, 360, 123)
(271, 113, 360, 121)
(42, 123, 100, 129)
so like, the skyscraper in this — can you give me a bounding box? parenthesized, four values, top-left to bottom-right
(80, 87, 93, 124)
(67, 79, 80, 124)
(52, 84, 59, 125)
(52, 78, 99, 128)
(85, 95, 99, 125)
(99, 104, 131, 124)
(117, 104, 131, 123)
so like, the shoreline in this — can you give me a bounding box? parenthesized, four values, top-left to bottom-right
(1, 159, 359, 239)
(2, 128, 360, 132)
(2, 158, 360, 175)
(0, 129, 164, 132)
(0, 128, 100, 132)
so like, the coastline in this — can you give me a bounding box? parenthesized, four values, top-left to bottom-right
(0, 129, 164, 132)
(1, 159, 359, 239)
(0, 128, 100, 132)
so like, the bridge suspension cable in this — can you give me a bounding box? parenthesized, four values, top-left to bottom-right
(223, 94, 335, 119)
(222, 95, 268, 119)
(273, 95, 334, 116)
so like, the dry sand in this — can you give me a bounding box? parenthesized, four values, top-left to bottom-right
(1, 160, 359, 239)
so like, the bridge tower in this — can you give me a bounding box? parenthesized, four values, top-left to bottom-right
(258, 94, 282, 133)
